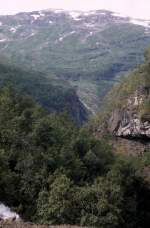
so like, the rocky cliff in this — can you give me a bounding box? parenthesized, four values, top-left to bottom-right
(108, 88, 150, 138)
(108, 88, 150, 155)
(94, 48, 150, 155)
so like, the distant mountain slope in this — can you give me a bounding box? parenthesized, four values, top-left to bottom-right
(0, 9, 150, 112)
(0, 63, 88, 125)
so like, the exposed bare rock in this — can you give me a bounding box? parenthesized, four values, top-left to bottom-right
(108, 89, 150, 139)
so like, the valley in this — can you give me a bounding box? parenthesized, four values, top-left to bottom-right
(0, 7, 150, 228)
(0, 9, 150, 113)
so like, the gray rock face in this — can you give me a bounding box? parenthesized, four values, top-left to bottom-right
(108, 89, 150, 138)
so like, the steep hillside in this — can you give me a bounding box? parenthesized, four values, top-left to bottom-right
(92, 47, 150, 155)
(0, 9, 150, 112)
(0, 87, 150, 228)
(0, 63, 88, 125)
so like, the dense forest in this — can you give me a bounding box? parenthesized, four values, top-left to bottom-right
(0, 86, 150, 227)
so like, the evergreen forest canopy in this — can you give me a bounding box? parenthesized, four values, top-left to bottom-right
(0, 86, 150, 228)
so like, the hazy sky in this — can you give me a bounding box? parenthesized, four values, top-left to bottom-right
(0, 0, 150, 19)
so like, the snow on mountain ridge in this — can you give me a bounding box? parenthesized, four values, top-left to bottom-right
(8, 9, 150, 29)
(130, 18, 150, 28)
(58, 10, 150, 28)
(31, 14, 41, 20)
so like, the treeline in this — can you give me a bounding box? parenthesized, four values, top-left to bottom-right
(0, 87, 150, 227)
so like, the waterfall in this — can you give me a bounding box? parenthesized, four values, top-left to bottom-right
(0, 203, 20, 220)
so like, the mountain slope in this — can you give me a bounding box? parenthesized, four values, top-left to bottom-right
(0, 63, 88, 125)
(0, 9, 150, 112)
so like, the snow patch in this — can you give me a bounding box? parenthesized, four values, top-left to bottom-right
(145, 28, 150, 34)
(10, 27, 17, 33)
(49, 20, 53, 24)
(39, 12, 45, 17)
(112, 12, 129, 18)
(0, 22, 2, 26)
(82, 11, 95, 16)
(31, 14, 40, 20)
(30, 32, 35, 37)
(58, 31, 76, 42)
(112, 11, 150, 28)
(100, 12, 107, 15)
(69, 11, 82, 21)
(58, 36, 64, 42)
(0, 39, 7, 42)
(54, 9, 64, 14)
(130, 18, 150, 27)
(84, 23, 95, 28)
(73, 17, 82, 21)
(26, 32, 36, 39)
(9, 25, 21, 33)
(0, 203, 20, 220)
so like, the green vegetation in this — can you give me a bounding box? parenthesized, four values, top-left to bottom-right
(0, 87, 150, 227)
(0, 10, 150, 112)
(109, 45, 150, 110)
(89, 46, 150, 133)
(0, 63, 88, 125)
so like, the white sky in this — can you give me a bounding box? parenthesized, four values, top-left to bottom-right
(0, 0, 150, 19)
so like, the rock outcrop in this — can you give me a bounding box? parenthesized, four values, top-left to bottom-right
(106, 86, 150, 155)
(93, 47, 150, 156)
(108, 88, 150, 139)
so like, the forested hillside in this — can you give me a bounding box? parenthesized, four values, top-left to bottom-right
(0, 63, 88, 125)
(0, 87, 150, 227)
